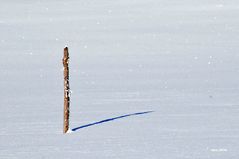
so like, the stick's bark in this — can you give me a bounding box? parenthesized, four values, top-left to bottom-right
(63, 47, 70, 133)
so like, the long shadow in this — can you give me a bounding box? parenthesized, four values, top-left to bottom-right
(72, 111, 154, 132)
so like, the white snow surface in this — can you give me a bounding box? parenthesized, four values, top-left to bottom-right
(1, 0, 239, 158)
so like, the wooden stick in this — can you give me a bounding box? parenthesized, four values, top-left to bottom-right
(63, 47, 70, 133)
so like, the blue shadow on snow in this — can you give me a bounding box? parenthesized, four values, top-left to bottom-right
(72, 111, 154, 132)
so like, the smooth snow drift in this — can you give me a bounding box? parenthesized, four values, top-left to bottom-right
(0, 0, 239, 158)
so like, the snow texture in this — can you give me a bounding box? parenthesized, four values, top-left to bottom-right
(0, 0, 239, 158)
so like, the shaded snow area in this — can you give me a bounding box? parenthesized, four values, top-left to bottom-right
(1, 0, 239, 158)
